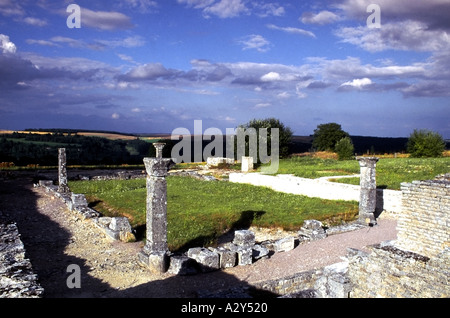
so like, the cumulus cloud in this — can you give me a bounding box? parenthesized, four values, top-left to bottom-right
(336, 21, 450, 53)
(340, 78, 372, 89)
(0, 34, 17, 54)
(338, 0, 450, 31)
(301, 10, 341, 25)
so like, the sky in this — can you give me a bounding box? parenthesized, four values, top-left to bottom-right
(0, 0, 449, 138)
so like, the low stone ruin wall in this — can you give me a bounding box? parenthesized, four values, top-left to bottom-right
(347, 176, 449, 298)
(36, 180, 136, 243)
(347, 243, 449, 298)
(229, 173, 403, 216)
(396, 179, 449, 258)
(0, 221, 44, 298)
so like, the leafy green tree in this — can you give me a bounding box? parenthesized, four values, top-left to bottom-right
(407, 129, 446, 158)
(239, 118, 293, 159)
(312, 123, 349, 151)
(335, 137, 355, 160)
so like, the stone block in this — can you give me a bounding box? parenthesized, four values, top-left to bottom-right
(39, 180, 53, 187)
(187, 247, 220, 272)
(109, 217, 132, 232)
(168, 255, 199, 275)
(273, 237, 295, 253)
(252, 244, 270, 260)
(241, 156, 254, 172)
(209, 247, 237, 268)
(237, 247, 253, 265)
(303, 219, 323, 230)
(71, 193, 88, 207)
(138, 250, 169, 273)
(233, 230, 255, 247)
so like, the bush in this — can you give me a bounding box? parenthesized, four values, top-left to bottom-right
(407, 129, 446, 158)
(335, 137, 355, 160)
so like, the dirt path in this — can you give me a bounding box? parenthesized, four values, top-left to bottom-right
(0, 175, 397, 298)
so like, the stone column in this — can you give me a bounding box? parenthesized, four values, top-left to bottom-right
(138, 144, 173, 273)
(356, 157, 379, 226)
(58, 148, 70, 193)
(241, 156, 254, 172)
(153, 143, 165, 159)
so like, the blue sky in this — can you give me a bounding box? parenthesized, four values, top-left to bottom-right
(0, 0, 449, 138)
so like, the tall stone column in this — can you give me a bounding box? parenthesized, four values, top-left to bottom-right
(138, 144, 173, 273)
(357, 157, 379, 226)
(153, 142, 165, 159)
(58, 148, 70, 193)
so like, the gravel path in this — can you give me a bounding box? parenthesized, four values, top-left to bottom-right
(0, 175, 397, 298)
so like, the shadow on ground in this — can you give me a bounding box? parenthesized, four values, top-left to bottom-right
(0, 173, 277, 298)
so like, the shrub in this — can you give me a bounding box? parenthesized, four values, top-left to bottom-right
(407, 129, 446, 158)
(335, 137, 355, 160)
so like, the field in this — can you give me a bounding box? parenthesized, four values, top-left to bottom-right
(262, 156, 450, 190)
(68, 176, 358, 252)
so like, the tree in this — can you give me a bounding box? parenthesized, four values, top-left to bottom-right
(312, 123, 349, 151)
(407, 129, 445, 158)
(335, 137, 355, 160)
(239, 118, 293, 159)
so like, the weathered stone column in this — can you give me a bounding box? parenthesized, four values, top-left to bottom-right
(153, 142, 165, 159)
(356, 157, 379, 226)
(58, 148, 70, 193)
(138, 144, 173, 273)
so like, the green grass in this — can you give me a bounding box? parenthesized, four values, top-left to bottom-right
(68, 176, 358, 252)
(260, 156, 450, 190)
(266, 156, 360, 178)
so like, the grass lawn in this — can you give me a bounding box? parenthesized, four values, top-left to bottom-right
(68, 176, 358, 252)
(261, 156, 450, 190)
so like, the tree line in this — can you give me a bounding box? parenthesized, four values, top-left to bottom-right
(0, 132, 152, 166)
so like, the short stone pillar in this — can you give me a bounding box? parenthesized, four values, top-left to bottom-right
(241, 156, 254, 172)
(356, 157, 379, 226)
(138, 149, 173, 273)
(153, 143, 165, 159)
(58, 148, 70, 193)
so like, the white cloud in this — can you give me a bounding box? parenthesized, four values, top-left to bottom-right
(112, 113, 120, 119)
(336, 21, 450, 53)
(254, 103, 271, 109)
(203, 0, 248, 18)
(180, 0, 286, 19)
(23, 17, 47, 27)
(96, 35, 146, 48)
(261, 72, 281, 81)
(253, 3, 285, 17)
(239, 34, 271, 52)
(267, 24, 316, 38)
(81, 8, 134, 30)
(0, 34, 16, 54)
(120, 0, 158, 12)
(301, 10, 340, 25)
(340, 78, 372, 88)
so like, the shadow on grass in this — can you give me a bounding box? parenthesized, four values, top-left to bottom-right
(0, 173, 279, 299)
(172, 210, 266, 254)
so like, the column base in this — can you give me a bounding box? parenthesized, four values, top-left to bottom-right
(138, 250, 169, 273)
(358, 213, 377, 226)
